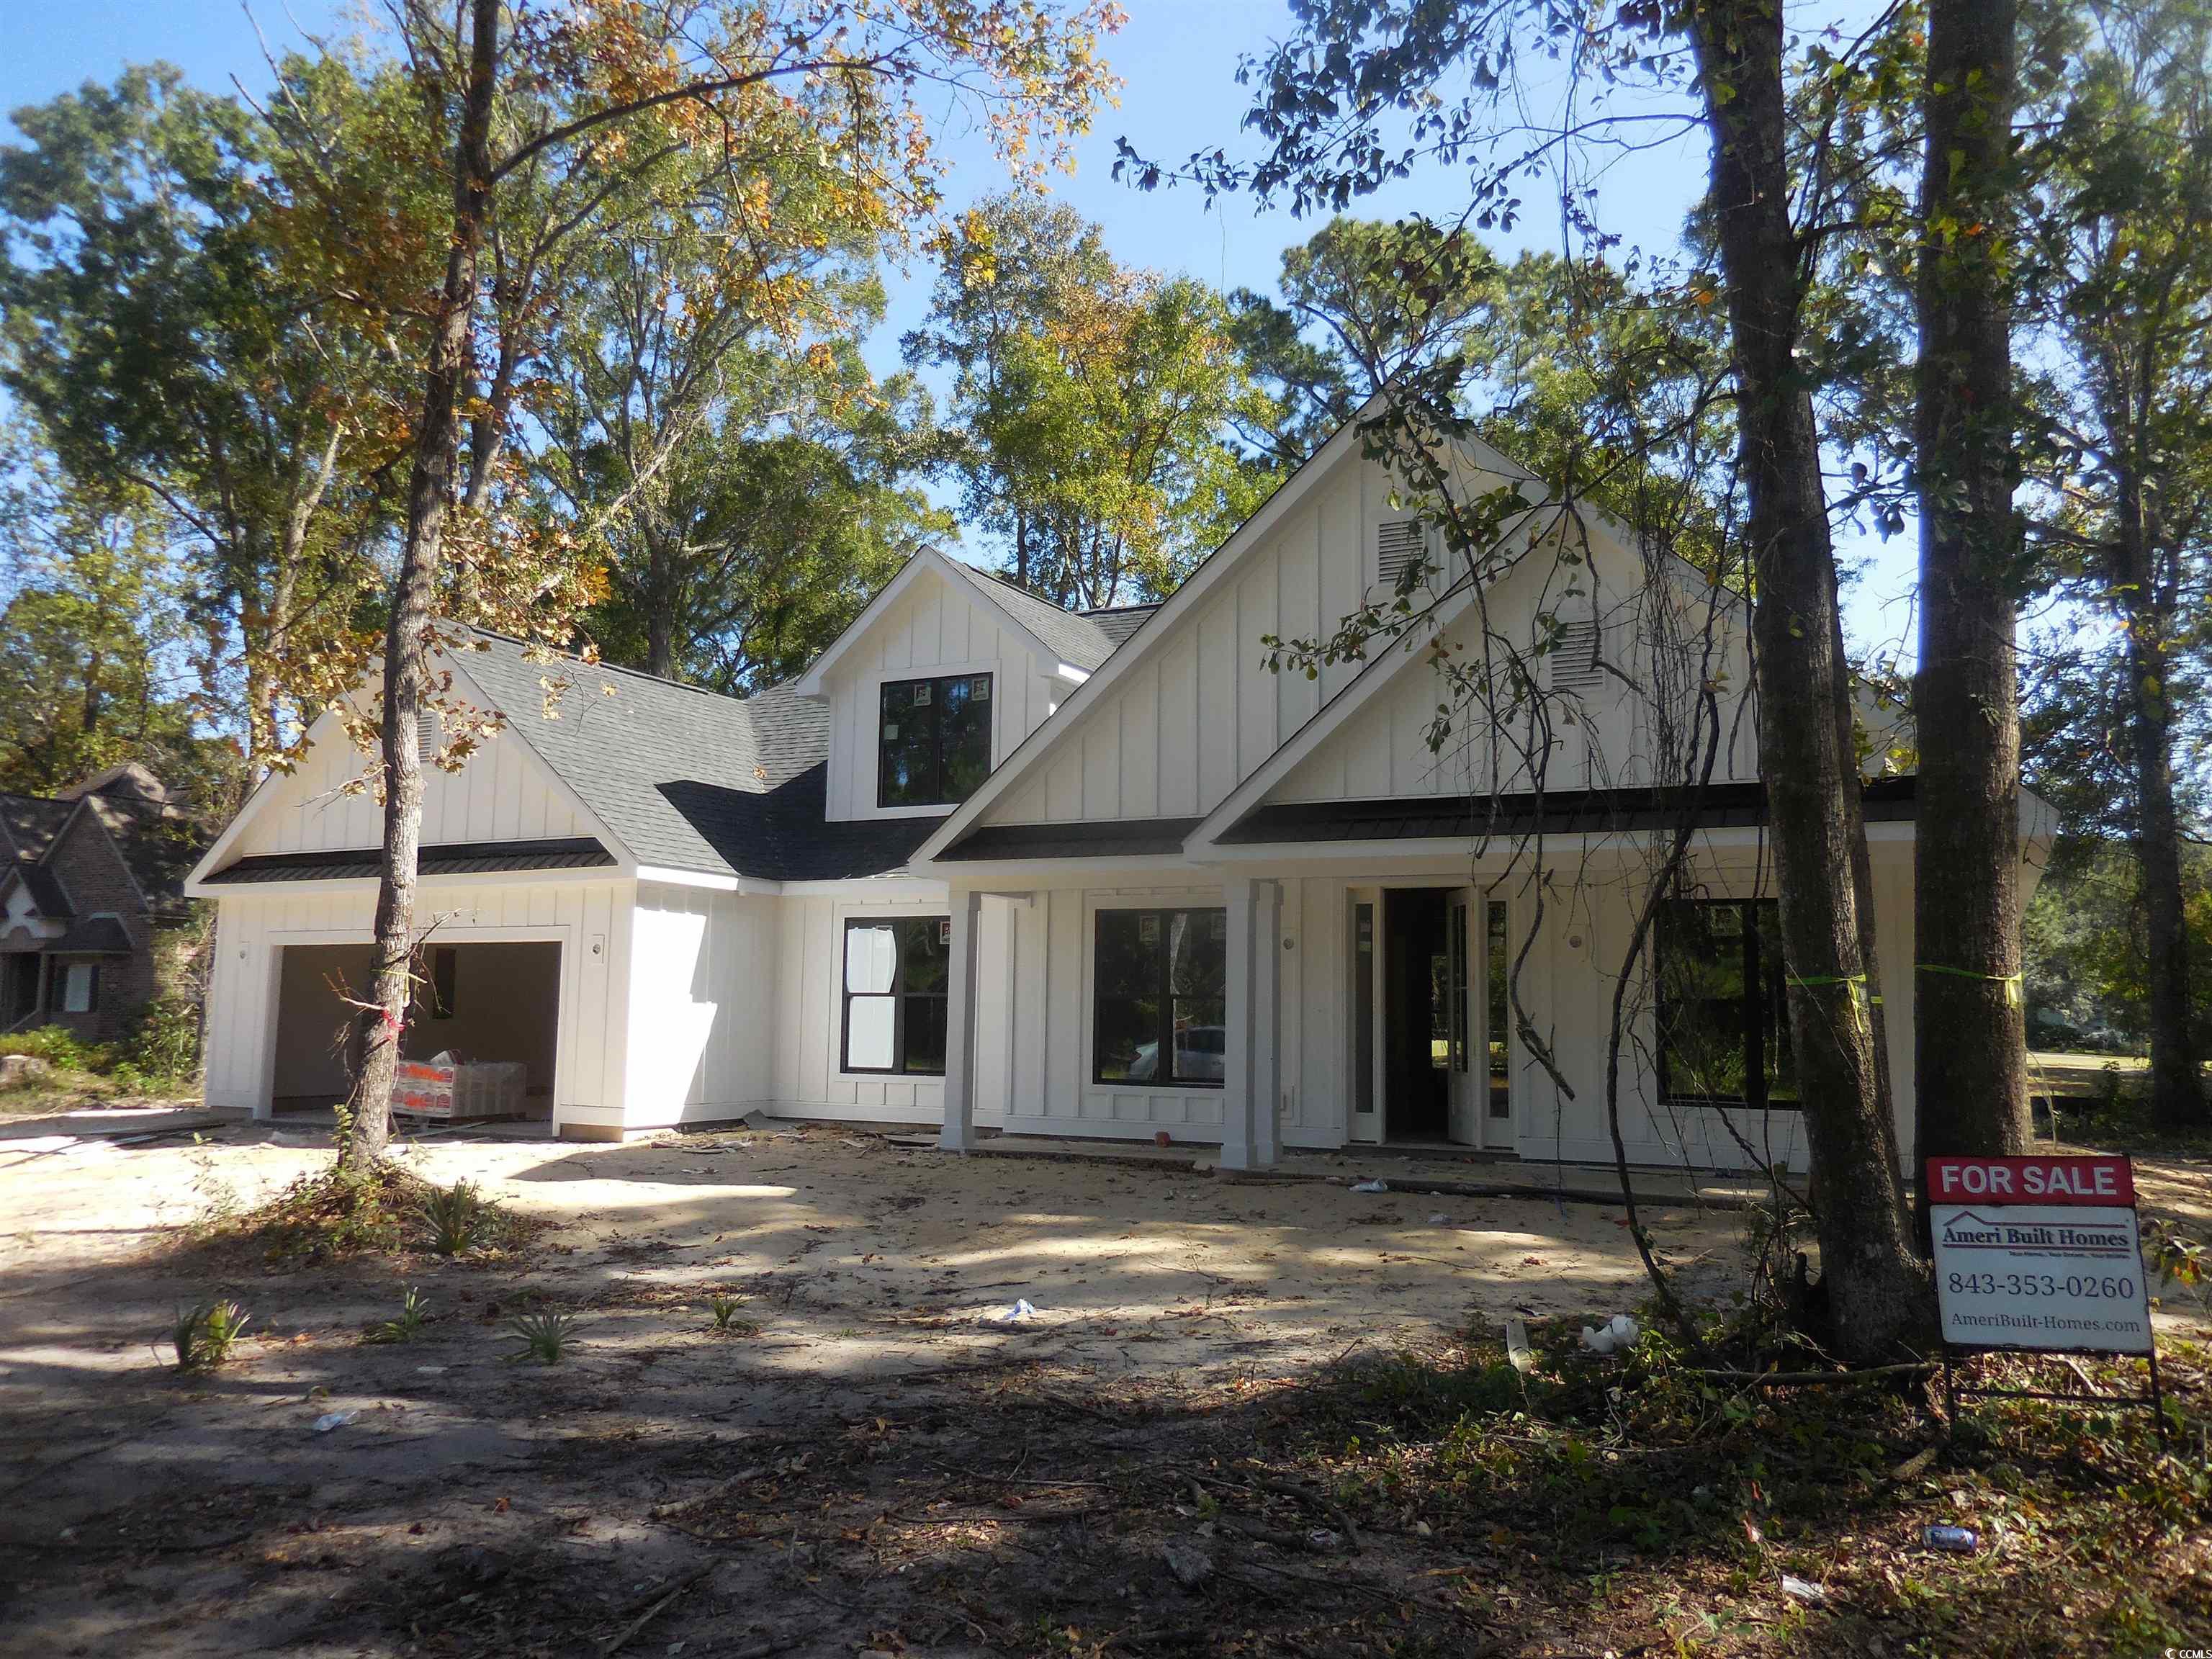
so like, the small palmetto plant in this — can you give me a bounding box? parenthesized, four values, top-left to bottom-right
(174, 1300, 251, 1370)
(365, 1287, 432, 1344)
(419, 1180, 488, 1256)
(504, 1308, 582, 1364)
(709, 1294, 745, 1332)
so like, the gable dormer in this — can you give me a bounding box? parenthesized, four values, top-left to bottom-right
(795, 550, 1113, 822)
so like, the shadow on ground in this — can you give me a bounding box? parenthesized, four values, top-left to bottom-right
(0, 1122, 2206, 1656)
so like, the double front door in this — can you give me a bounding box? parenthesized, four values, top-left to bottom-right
(1349, 886, 1515, 1149)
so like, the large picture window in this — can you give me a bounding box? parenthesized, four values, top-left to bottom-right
(878, 674, 992, 808)
(1655, 898, 1798, 1109)
(1093, 908, 1227, 1087)
(842, 917, 950, 1076)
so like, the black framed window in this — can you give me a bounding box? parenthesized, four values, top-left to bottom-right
(1655, 898, 1798, 1109)
(1093, 908, 1227, 1087)
(878, 673, 992, 807)
(842, 917, 950, 1075)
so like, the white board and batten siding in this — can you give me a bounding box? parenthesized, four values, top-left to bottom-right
(980, 455, 1404, 827)
(233, 711, 592, 855)
(622, 883, 782, 1128)
(202, 878, 632, 1132)
(822, 565, 1066, 822)
(977, 457, 1764, 828)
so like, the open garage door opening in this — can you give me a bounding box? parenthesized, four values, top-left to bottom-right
(270, 941, 562, 1121)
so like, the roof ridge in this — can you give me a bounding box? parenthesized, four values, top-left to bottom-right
(456, 623, 788, 709)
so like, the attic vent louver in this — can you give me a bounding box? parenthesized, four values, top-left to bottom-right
(415, 709, 439, 763)
(1375, 516, 1428, 588)
(1550, 619, 1607, 695)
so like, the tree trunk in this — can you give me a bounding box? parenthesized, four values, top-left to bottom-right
(2115, 507, 2203, 1125)
(645, 530, 678, 678)
(1913, 0, 2032, 1182)
(340, 0, 501, 1172)
(1687, 0, 1931, 1360)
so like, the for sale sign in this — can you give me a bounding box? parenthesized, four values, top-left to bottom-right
(1927, 1154, 2153, 1356)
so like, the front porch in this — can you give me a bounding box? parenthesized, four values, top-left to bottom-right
(929, 866, 1550, 1174)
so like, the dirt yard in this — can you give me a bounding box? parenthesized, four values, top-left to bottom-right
(1, 1112, 2205, 1658)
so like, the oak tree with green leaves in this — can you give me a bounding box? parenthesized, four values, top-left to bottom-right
(907, 191, 1272, 608)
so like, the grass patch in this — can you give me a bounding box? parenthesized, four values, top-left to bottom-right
(192, 1162, 536, 1269)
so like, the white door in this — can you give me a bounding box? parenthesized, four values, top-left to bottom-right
(1447, 891, 1480, 1145)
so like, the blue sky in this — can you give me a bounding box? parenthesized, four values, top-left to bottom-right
(2, 0, 1917, 657)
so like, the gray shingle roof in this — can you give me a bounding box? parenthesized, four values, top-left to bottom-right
(452, 629, 827, 880)
(0, 793, 73, 861)
(1079, 604, 1159, 647)
(950, 567, 1116, 672)
(659, 767, 945, 882)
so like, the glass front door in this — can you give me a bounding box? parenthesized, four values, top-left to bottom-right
(1481, 898, 1515, 1149)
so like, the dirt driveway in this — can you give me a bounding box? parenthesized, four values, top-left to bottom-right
(0, 1115, 2202, 1657)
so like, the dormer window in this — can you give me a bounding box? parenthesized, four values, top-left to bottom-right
(879, 673, 992, 808)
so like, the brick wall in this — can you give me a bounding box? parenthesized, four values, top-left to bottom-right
(41, 813, 154, 1046)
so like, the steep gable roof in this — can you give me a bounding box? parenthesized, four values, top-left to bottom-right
(793, 547, 1113, 696)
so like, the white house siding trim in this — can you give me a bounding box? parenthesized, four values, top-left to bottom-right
(621, 882, 783, 1129)
(199, 878, 631, 1133)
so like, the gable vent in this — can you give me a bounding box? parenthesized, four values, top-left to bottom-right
(415, 709, 439, 763)
(1375, 516, 1429, 589)
(1549, 619, 1607, 695)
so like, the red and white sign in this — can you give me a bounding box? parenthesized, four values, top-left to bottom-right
(1927, 1155, 2152, 1356)
(1925, 1154, 2134, 1207)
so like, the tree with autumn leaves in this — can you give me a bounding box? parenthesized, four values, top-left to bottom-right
(294, 0, 1123, 1169)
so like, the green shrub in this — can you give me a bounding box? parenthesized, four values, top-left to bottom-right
(708, 1294, 757, 1335)
(125, 994, 202, 1082)
(0, 1025, 111, 1072)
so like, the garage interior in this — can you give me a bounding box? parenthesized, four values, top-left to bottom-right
(269, 940, 562, 1120)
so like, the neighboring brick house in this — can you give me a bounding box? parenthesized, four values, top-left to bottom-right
(1, 765, 198, 1045)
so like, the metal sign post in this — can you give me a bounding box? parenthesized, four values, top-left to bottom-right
(1926, 1153, 2164, 1442)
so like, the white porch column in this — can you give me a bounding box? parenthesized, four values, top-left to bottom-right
(937, 886, 985, 1152)
(1221, 875, 1282, 1172)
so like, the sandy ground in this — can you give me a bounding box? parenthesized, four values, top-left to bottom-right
(0, 1110, 2203, 1658)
